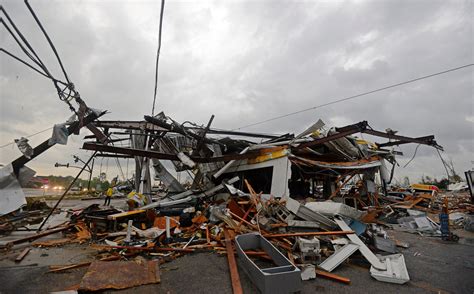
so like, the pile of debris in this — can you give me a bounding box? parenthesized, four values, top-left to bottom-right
(1, 178, 413, 292)
(2, 112, 473, 292)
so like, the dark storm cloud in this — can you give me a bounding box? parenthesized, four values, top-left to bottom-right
(0, 0, 472, 181)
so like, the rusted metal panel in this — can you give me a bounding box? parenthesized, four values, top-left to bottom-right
(79, 260, 160, 291)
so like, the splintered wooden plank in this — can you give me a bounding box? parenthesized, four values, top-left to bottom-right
(15, 248, 31, 262)
(316, 270, 351, 284)
(224, 229, 243, 294)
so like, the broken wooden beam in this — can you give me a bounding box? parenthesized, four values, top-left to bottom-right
(49, 261, 92, 273)
(316, 270, 351, 284)
(7, 225, 72, 246)
(82, 142, 261, 163)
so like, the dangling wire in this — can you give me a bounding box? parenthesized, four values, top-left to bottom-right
(126, 158, 130, 180)
(98, 157, 104, 175)
(436, 149, 452, 181)
(105, 158, 110, 177)
(151, 0, 165, 117)
(403, 144, 421, 168)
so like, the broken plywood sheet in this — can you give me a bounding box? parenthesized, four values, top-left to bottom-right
(370, 254, 410, 284)
(286, 198, 336, 230)
(334, 216, 386, 270)
(79, 260, 160, 291)
(319, 243, 359, 272)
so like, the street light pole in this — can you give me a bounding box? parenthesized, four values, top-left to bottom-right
(87, 158, 95, 191)
(39, 151, 97, 232)
(55, 155, 95, 191)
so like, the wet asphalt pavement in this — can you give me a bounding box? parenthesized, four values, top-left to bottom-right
(1, 197, 473, 293)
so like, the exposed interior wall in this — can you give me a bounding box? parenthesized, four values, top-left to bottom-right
(221, 156, 291, 199)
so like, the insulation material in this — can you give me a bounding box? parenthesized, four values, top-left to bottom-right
(0, 164, 27, 215)
(305, 201, 366, 220)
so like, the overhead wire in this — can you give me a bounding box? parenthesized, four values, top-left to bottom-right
(136, 0, 165, 194)
(23, 0, 79, 111)
(0, 48, 65, 83)
(1, 17, 46, 72)
(0, 6, 51, 76)
(234, 63, 474, 130)
(0, 126, 53, 149)
(151, 0, 165, 117)
(1, 3, 79, 113)
(24, 0, 71, 85)
(1, 5, 69, 109)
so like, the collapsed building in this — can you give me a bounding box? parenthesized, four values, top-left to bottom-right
(81, 113, 443, 207)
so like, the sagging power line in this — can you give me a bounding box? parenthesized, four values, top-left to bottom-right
(235, 63, 474, 130)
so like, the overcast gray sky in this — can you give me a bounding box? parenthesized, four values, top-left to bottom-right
(1, 0, 473, 183)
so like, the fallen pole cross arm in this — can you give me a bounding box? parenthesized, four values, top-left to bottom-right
(81, 142, 263, 163)
(11, 110, 106, 176)
(294, 120, 443, 151)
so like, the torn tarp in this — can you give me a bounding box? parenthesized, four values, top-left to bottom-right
(14, 137, 33, 158)
(48, 123, 69, 145)
(0, 164, 27, 215)
(17, 165, 36, 187)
